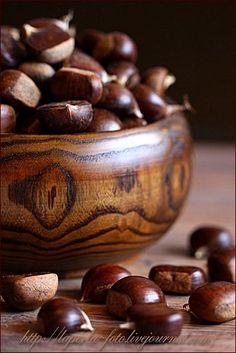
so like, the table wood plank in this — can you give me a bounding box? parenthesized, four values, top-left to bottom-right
(1, 143, 235, 352)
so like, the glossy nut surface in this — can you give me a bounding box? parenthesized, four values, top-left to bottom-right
(0, 272, 58, 310)
(81, 263, 131, 303)
(93, 32, 137, 62)
(99, 83, 142, 118)
(122, 116, 147, 129)
(0, 104, 16, 133)
(76, 29, 105, 54)
(189, 226, 233, 258)
(37, 297, 94, 336)
(87, 108, 123, 132)
(141, 66, 176, 96)
(21, 24, 74, 64)
(37, 100, 93, 133)
(18, 62, 55, 87)
(188, 281, 236, 323)
(121, 303, 183, 337)
(106, 61, 140, 88)
(0, 69, 41, 110)
(106, 275, 165, 319)
(63, 48, 114, 83)
(149, 265, 207, 294)
(27, 11, 73, 32)
(50, 67, 103, 104)
(1, 26, 26, 69)
(208, 248, 235, 282)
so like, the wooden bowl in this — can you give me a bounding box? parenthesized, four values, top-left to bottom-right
(0, 112, 192, 275)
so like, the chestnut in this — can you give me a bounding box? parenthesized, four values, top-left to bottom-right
(122, 116, 147, 129)
(1, 26, 26, 69)
(106, 61, 140, 88)
(208, 247, 235, 282)
(189, 226, 233, 259)
(63, 48, 115, 83)
(188, 281, 236, 323)
(50, 67, 103, 104)
(21, 24, 74, 64)
(81, 263, 131, 303)
(26, 11, 74, 33)
(98, 83, 143, 118)
(36, 101, 93, 133)
(18, 62, 55, 87)
(132, 84, 192, 122)
(106, 275, 165, 319)
(141, 66, 176, 96)
(0, 272, 58, 311)
(149, 265, 207, 294)
(0, 69, 41, 110)
(0, 104, 16, 133)
(37, 297, 94, 337)
(87, 108, 123, 132)
(76, 29, 105, 54)
(120, 303, 183, 338)
(92, 32, 137, 63)
(16, 115, 43, 134)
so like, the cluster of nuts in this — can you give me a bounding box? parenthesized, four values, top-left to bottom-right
(1, 225, 235, 340)
(0, 12, 192, 135)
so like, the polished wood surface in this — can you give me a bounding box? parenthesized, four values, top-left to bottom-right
(1, 144, 234, 352)
(0, 113, 191, 274)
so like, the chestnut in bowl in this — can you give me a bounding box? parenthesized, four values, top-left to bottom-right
(0, 112, 191, 275)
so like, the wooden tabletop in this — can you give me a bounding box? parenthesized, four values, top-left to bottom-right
(1, 143, 235, 353)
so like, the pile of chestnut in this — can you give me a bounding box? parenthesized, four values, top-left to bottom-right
(0, 12, 191, 135)
(1, 226, 235, 341)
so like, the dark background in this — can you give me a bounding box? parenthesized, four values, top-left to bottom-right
(2, 0, 235, 141)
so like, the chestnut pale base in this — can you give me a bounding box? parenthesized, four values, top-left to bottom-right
(0, 113, 192, 275)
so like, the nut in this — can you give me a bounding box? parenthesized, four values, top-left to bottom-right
(149, 265, 207, 294)
(208, 247, 235, 282)
(189, 226, 233, 259)
(21, 24, 74, 64)
(122, 116, 147, 129)
(87, 108, 123, 132)
(76, 29, 105, 54)
(0, 69, 41, 110)
(99, 83, 143, 118)
(0, 104, 16, 133)
(26, 11, 74, 33)
(36, 100, 93, 133)
(120, 303, 183, 338)
(1, 26, 26, 69)
(50, 67, 103, 104)
(188, 281, 236, 323)
(106, 61, 140, 88)
(141, 66, 176, 96)
(37, 297, 94, 337)
(0, 272, 58, 310)
(18, 62, 55, 87)
(81, 263, 131, 303)
(106, 275, 165, 319)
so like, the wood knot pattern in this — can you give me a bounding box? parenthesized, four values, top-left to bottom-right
(0, 113, 192, 274)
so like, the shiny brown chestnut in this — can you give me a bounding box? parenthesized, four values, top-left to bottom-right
(0, 104, 16, 133)
(63, 48, 115, 83)
(189, 226, 233, 259)
(99, 83, 142, 118)
(187, 281, 236, 323)
(21, 24, 74, 64)
(120, 303, 183, 338)
(93, 32, 137, 63)
(106, 61, 140, 88)
(36, 101, 93, 133)
(76, 29, 105, 54)
(26, 11, 74, 33)
(18, 62, 55, 87)
(81, 263, 131, 303)
(141, 66, 176, 96)
(87, 108, 123, 132)
(37, 297, 94, 337)
(106, 275, 166, 319)
(208, 248, 235, 282)
(132, 84, 191, 122)
(50, 67, 103, 104)
(122, 116, 147, 129)
(149, 265, 207, 294)
(0, 273, 58, 311)
(1, 26, 26, 69)
(0, 69, 41, 110)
